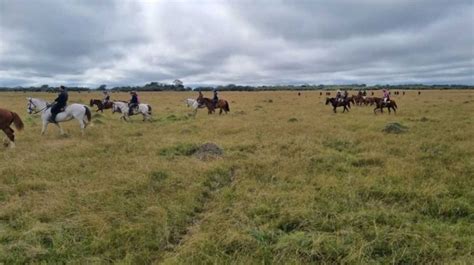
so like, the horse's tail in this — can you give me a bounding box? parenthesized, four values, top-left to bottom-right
(84, 106, 91, 123)
(393, 101, 398, 109)
(224, 101, 230, 112)
(11, 112, 24, 131)
(147, 105, 152, 114)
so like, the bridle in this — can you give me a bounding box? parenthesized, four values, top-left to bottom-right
(27, 99, 48, 114)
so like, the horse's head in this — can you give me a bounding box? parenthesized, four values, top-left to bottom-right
(26, 97, 35, 114)
(325, 97, 331, 105)
(185, 99, 192, 107)
(111, 102, 117, 113)
(89, 99, 94, 107)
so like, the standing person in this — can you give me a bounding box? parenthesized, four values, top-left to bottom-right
(128, 91, 139, 116)
(212, 88, 219, 108)
(50, 85, 68, 123)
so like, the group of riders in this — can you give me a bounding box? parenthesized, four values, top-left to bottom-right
(335, 88, 390, 103)
(49, 87, 220, 122)
(48, 85, 390, 122)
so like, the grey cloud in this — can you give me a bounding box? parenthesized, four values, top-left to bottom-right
(0, 0, 472, 87)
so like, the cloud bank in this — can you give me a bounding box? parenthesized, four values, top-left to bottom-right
(0, 0, 473, 87)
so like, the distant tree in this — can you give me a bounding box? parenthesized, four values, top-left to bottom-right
(97, 84, 107, 91)
(173, 79, 183, 87)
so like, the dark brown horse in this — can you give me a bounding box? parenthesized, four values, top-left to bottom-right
(89, 99, 114, 112)
(197, 92, 230, 114)
(0, 108, 24, 148)
(325, 97, 354, 113)
(373, 98, 398, 114)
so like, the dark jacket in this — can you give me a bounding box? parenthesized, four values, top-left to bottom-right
(130, 94, 138, 104)
(54, 91, 68, 107)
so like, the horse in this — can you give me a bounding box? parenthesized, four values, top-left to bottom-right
(325, 97, 354, 113)
(27, 97, 91, 136)
(351, 94, 365, 106)
(0, 108, 24, 148)
(185, 98, 205, 116)
(373, 98, 398, 114)
(112, 101, 152, 121)
(197, 92, 230, 115)
(89, 99, 114, 112)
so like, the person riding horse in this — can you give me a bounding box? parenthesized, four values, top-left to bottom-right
(336, 90, 343, 102)
(128, 91, 139, 116)
(212, 89, 219, 108)
(383, 89, 390, 104)
(102, 91, 110, 105)
(50, 85, 68, 123)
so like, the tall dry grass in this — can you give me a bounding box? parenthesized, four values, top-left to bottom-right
(0, 90, 473, 264)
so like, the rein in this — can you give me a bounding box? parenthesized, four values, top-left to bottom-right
(29, 100, 49, 114)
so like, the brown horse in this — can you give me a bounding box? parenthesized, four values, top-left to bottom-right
(325, 97, 354, 113)
(351, 94, 365, 106)
(0, 108, 24, 148)
(89, 99, 114, 112)
(373, 98, 398, 114)
(197, 92, 230, 114)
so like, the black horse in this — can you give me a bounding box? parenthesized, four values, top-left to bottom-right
(325, 97, 354, 113)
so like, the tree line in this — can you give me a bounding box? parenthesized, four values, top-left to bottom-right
(0, 82, 472, 92)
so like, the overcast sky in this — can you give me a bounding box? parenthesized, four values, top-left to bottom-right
(0, 0, 473, 87)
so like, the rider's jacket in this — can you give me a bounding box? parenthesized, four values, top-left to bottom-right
(55, 91, 68, 107)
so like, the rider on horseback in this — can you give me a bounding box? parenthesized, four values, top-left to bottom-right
(212, 89, 219, 108)
(102, 91, 110, 105)
(383, 89, 390, 104)
(343, 90, 349, 100)
(50, 85, 68, 123)
(336, 90, 343, 102)
(128, 91, 139, 115)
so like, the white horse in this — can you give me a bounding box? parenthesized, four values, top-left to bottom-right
(27, 97, 91, 136)
(185, 98, 201, 115)
(112, 101, 152, 121)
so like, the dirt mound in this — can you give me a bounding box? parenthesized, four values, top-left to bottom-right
(193, 143, 224, 160)
(382, 122, 408, 134)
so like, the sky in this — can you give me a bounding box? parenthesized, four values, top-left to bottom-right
(0, 0, 473, 88)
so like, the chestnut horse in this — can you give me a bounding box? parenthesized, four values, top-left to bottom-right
(197, 92, 230, 114)
(89, 99, 114, 112)
(373, 98, 398, 114)
(0, 108, 24, 148)
(325, 97, 354, 113)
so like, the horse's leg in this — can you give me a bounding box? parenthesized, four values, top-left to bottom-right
(55, 123, 65, 135)
(373, 107, 378, 114)
(219, 108, 223, 115)
(3, 127, 15, 148)
(41, 121, 49, 135)
(78, 119, 85, 136)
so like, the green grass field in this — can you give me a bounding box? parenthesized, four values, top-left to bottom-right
(1, 90, 473, 264)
